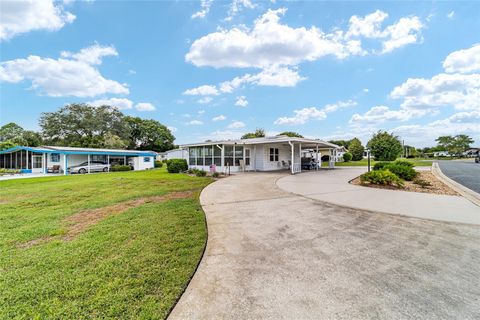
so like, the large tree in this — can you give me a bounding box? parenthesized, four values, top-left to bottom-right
(39, 104, 130, 148)
(125, 116, 175, 152)
(436, 134, 474, 156)
(241, 128, 265, 139)
(0, 122, 42, 147)
(278, 131, 304, 138)
(328, 139, 350, 148)
(367, 131, 403, 161)
(348, 138, 365, 161)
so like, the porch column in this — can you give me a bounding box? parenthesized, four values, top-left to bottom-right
(290, 142, 294, 174)
(20, 151, 23, 170)
(124, 155, 126, 166)
(221, 145, 225, 170)
(253, 145, 257, 172)
(43, 153, 47, 173)
(64, 154, 68, 175)
(88, 154, 91, 173)
(316, 145, 319, 170)
(243, 144, 246, 172)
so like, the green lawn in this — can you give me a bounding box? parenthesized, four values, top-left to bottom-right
(324, 158, 433, 167)
(0, 168, 212, 319)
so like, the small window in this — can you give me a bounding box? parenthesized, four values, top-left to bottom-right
(144, 157, 151, 162)
(269, 148, 279, 162)
(50, 153, 60, 162)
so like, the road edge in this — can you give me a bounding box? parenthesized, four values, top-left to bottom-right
(432, 162, 480, 207)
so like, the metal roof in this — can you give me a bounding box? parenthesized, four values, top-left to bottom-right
(180, 135, 339, 149)
(0, 145, 157, 156)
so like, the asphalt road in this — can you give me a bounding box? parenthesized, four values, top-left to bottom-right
(438, 160, 480, 193)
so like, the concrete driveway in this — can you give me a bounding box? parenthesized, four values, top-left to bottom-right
(169, 172, 480, 319)
(438, 160, 480, 193)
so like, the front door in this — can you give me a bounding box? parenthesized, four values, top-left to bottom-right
(245, 148, 251, 170)
(32, 155, 43, 173)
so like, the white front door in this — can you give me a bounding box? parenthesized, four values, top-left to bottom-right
(32, 155, 43, 173)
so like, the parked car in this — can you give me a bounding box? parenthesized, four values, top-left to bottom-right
(68, 161, 110, 174)
(475, 151, 479, 163)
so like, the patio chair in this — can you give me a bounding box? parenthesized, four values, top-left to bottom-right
(47, 165, 61, 173)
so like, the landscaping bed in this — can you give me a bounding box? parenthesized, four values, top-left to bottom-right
(351, 170, 458, 196)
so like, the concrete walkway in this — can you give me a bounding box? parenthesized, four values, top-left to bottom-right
(277, 168, 480, 225)
(169, 172, 480, 319)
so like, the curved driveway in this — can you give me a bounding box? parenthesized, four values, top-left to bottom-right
(169, 172, 480, 319)
(438, 160, 480, 193)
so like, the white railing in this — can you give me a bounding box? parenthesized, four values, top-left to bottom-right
(292, 162, 301, 173)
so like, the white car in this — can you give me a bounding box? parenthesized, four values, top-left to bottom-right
(67, 161, 110, 174)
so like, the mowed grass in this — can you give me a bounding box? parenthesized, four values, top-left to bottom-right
(324, 158, 433, 167)
(0, 168, 212, 319)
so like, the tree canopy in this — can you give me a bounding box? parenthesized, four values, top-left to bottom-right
(367, 131, 403, 161)
(278, 131, 304, 138)
(241, 128, 266, 139)
(328, 140, 350, 148)
(124, 116, 175, 152)
(348, 138, 365, 161)
(435, 135, 474, 156)
(0, 122, 42, 150)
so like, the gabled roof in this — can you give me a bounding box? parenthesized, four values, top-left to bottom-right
(0, 145, 156, 156)
(180, 135, 339, 149)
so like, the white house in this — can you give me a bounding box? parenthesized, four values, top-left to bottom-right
(180, 136, 339, 174)
(334, 146, 348, 162)
(0, 146, 156, 175)
(157, 148, 188, 161)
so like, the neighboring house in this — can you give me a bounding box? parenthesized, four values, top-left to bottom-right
(433, 151, 450, 157)
(334, 146, 348, 162)
(0, 146, 156, 175)
(156, 148, 188, 161)
(463, 148, 480, 157)
(181, 135, 339, 174)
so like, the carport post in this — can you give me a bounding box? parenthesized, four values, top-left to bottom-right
(87, 154, 91, 173)
(316, 145, 319, 170)
(64, 154, 68, 175)
(124, 155, 126, 166)
(289, 141, 294, 174)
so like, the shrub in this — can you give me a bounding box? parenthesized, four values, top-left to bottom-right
(111, 165, 131, 172)
(360, 169, 404, 188)
(413, 178, 432, 188)
(367, 130, 403, 161)
(212, 172, 220, 178)
(383, 164, 417, 181)
(348, 138, 365, 161)
(195, 170, 207, 177)
(166, 159, 188, 173)
(342, 152, 353, 162)
(393, 159, 414, 168)
(373, 161, 390, 171)
(154, 160, 163, 168)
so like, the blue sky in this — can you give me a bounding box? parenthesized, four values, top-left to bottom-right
(1, 0, 479, 147)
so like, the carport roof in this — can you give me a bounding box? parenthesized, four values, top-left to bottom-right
(0, 146, 157, 156)
(181, 135, 339, 149)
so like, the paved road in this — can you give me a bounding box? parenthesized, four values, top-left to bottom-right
(438, 160, 480, 193)
(169, 172, 480, 319)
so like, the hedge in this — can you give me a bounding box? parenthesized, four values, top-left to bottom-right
(360, 169, 404, 188)
(111, 165, 131, 172)
(166, 159, 188, 173)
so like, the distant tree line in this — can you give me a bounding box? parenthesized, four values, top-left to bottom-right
(0, 103, 175, 152)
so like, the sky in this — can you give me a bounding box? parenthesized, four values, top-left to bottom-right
(0, 0, 479, 147)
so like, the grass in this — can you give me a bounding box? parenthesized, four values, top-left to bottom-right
(0, 168, 212, 319)
(323, 158, 433, 167)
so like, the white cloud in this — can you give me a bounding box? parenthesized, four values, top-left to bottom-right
(188, 120, 204, 125)
(390, 73, 480, 111)
(197, 96, 213, 104)
(135, 102, 155, 111)
(225, 0, 256, 21)
(447, 11, 455, 19)
(186, 8, 423, 69)
(191, 0, 213, 19)
(167, 126, 178, 133)
(212, 115, 226, 121)
(202, 129, 243, 141)
(443, 43, 480, 74)
(349, 105, 427, 125)
(183, 84, 219, 96)
(235, 96, 248, 107)
(363, 88, 369, 92)
(228, 120, 246, 129)
(0, 0, 76, 41)
(275, 100, 357, 125)
(0, 44, 128, 97)
(89, 97, 133, 110)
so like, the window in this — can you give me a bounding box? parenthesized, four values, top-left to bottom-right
(50, 153, 60, 162)
(224, 145, 233, 166)
(92, 155, 107, 163)
(189, 147, 196, 165)
(144, 157, 151, 162)
(214, 145, 222, 166)
(234, 146, 243, 166)
(269, 148, 279, 162)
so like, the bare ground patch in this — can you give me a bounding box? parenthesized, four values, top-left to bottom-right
(351, 171, 459, 196)
(18, 191, 194, 248)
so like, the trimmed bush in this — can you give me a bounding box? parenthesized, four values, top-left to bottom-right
(154, 160, 163, 168)
(393, 159, 414, 168)
(111, 165, 131, 172)
(373, 161, 390, 171)
(384, 164, 417, 181)
(195, 170, 207, 177)
(166, 159, 188, 173)
(342, 152, 353, 162)
(360, 169, 404, 188)
(212, 172, 220, 178)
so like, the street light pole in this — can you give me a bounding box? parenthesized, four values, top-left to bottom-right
(367, 148, 371, 172)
